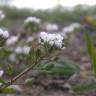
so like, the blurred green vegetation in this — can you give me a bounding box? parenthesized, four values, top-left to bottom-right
(1, 5, 96, 26)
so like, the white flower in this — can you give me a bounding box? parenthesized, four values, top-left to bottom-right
(39, 32, 64, 48)
(55, 40, 63, 48)
(55, 34, 64, 41)
(62, 23, 81, 34)
(0, 69, 3, 85)
(47, 34, 56, 41)
(0, 70, 4, 77)
(70, 23, 81, 28)
(40, 32, 48, 42)
(4, 30, 9, 38)
(15, 46, 23, 54)
(24, 16, 40, 24)
(49, 40, 55, 46)
(63, 26, 74, 33)
(9, 53, 16, 62)
(27, 36, 33, 42)
(0, 29, 3, 35)
(45, 23, 59, 32)
(0, 28, 9, 38)
(6, 35, 18, 45)
(0, 10, 5, 21)
(40, 32, 47, 37)
(15, 46, 30, 55)
(23, 46, 31, 54)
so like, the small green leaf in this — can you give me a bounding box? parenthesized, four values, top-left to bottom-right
(85, 32, 96, 74)
(28, 48, 37, 62)
(41, 63, 54, 71)
(36, 49, 41, 58)
(0, 77, 5, 84)
(0, 37, 6, 46)
(2, 87, 16, 93)
(25, 78, 34, 87)
(6, 64, 13, 75)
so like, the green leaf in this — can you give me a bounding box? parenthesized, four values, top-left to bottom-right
(25, 78, 34, 87)
(27, 48, 36, 63)
(0, 48, 12, 58)
(73, 82, 96, 93)
(2, 87, 16, 93)
(0, 37, 6, 46)
(6, 64, 13, 75)
(41, 63, 54, 71)
(36, 49, 41, 59)
(0, 77, 5, 84)
(85, 32, 96, 74)
(41, 59, 80, 77)
(52, 60, 79, 76)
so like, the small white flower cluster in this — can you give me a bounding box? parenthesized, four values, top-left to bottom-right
(0, 28, 9, 39)
(15, 46, 31, 55)
(45, 23, 59, 32)
(62, 23, 81, 33)
(27, 36, 33, 42)
(39, 32, 64, 48)
(24, 16, 40, 24)
(9, 53, 16, 62)
(0, 70, 4, 77)
(0, 69, 4, 86)
(6, 35, 19, 45)
(0, 10, 5, 21)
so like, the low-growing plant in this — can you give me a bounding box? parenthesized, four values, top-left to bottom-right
(24, 16, 40, 33)
(0, 9, 81, 94)
(0, 31, 80, 93)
